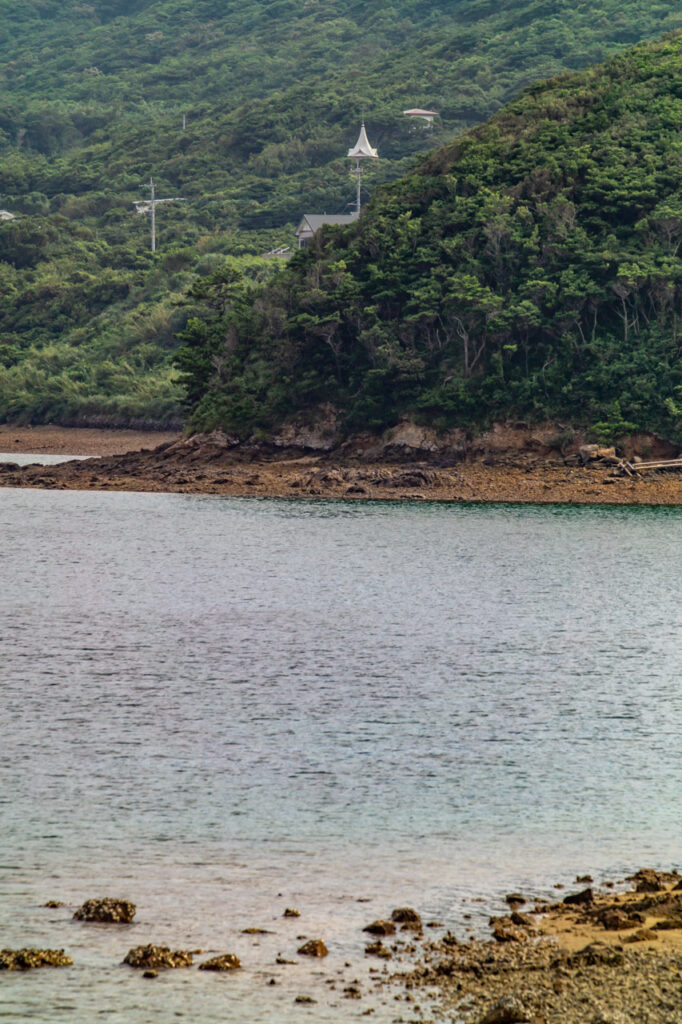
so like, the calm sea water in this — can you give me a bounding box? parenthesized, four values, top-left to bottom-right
(2, 487, 682, 1022)
(0, 453, 91, 466)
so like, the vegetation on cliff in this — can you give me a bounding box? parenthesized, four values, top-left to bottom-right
(178, 33, 682, 444)
(2, 0, 682, 425)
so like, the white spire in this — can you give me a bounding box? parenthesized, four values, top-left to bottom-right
(347, 123, 378, 160)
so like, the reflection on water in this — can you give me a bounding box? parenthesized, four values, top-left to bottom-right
(1, 490, 682, 1021)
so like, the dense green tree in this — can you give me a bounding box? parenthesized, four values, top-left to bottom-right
(2, 0, 682, 424)
(181, 33, 682, 445)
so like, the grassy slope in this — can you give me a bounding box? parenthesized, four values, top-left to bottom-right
(1, 0, 682, 425)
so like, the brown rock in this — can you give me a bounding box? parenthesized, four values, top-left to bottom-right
(566, 943, 624, 967)
(598, 909, 638, 931)
(479, 994, 530, 1023)
(624, 929, 659, 943)
(44, 900, 64, 908)
(490, 918, 528, 943)
(0, 948, 73, 970)
(510, 911, 534, 928)
(365, 940, 392, 959)
(391, 907, 422, 930)
(297, 939, 328, 957)
(198, 953, 241, 971)
(283, 908, 300, 918)
(562, 887, 594, 907)
(632, 869, 664, 893)
(74, 898, 136, 923)
(123, 945, 193, 970)
(505, 894, 526, 908)
(363, 920, 396, 936)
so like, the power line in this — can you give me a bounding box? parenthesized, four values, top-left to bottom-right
(132, 178, 187, 252)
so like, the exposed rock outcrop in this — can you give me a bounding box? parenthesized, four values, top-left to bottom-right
(123, 945, 193, 969)
(74, 898, 136, 923)
(198, 953, 241, 971)
(0, 948, 72, 970)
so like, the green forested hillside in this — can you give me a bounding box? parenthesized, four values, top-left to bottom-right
(2, 0, 682, 425)
(178, 33, 682, 445)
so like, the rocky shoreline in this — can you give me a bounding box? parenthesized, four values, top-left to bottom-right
(400, 869, 682, 1023)
(6, 871, 682, 1022)
(1, 423, 682, 505)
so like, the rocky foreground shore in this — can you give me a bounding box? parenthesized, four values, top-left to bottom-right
(400, 869, 682, 1023)
(1, 423, 682, 505)
(5, 872, 682, 1023)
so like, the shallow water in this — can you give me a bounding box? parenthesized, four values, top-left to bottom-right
(1, 489, 681, 1021)
(0, 452, 91, 466)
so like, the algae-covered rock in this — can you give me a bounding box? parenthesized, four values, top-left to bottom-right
(365, 940, 392, 959)
(198, 953, 241, 971)
(0, 948, 73, 970)
(123, 944, 193, 969)
(297, 939, 328, 957)
(74, 898, 136, 923)
(391, 907, 422, 930)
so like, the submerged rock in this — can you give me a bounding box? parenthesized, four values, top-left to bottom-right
(391, 907, 422, 930)
(123, 945, 193, 969)
(365, 940, 392, 959)
(0, 948, 72, 970)
(297, 939, 328, 957)
(74, 898, 136, 923)
(198, 953, 241, 971)
(363, 920, 396, 936)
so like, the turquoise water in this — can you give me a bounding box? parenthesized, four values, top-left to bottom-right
(1, 489, 681, 1021)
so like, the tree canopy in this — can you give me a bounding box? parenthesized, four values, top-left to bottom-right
(178, 32, 682, 445)
(2, 0, 682, 425)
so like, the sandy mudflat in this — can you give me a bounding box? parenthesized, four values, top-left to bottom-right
(0, 425, 180, 457)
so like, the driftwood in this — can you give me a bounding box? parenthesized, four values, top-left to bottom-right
(617, 458, 682, 475)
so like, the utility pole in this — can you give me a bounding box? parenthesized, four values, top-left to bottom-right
(150, 177, 156, 252)
(133, 179, 187, 253)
